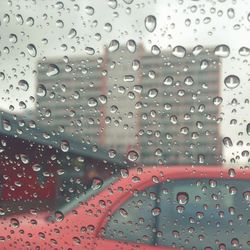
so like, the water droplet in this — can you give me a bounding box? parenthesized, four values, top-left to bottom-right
(88, 97, 98, 107)
(37, 84, 47, 97)
(132, 60, 140, 71)
(68, 28, 77, 39)
(85, 6, 95, 15)
(184, 76, 194, 86)
(20, 154, 29, 164)
(243, 191, 250, 201)
(163, 76, 174, 86)
(238, 47, 250, 56)
(55, 211, 64, 222)
(228, 168, 236, 178)
(192, 45, 203, 56)
(148, 88, 158, 98)
(213, 96, 223, 106)
(27, 44, 37, 57)
(177, 192, 189, 205)
(104, 23, 112, 32)
(46, 64, 60, 77)
(60, 140, 70, 152)
(120, 168, 129, 178)
(10, 218, 20, 228)
(126, 39, 136, 53)
(123, 75, 135, 82)
(85, 47, 95, 55)
(172, 46, 186, 58)
(123, 0, 133, 3)
(145, 15, 157, 32)
(9, 34, 17, 43)
(108, 0, 117, 9)
(223, 137, 233, 147)
(91, 178, 103, 190)
(246, 123, 250, 135)
(214, 44, 230, 58)
(151, 45, 161, 55)
(224, 75, 240, 89)
(108, 40, 119, 52)
(108, 149, 116, 159)
(32, 164, 41, 172)
(227, 8, 235, 19)
(2, 119, 11, 131)
(0, 72, 5, 80)
(127, 150, 139, 162)
(119, 208, 128, 217)
(18, 79, 29, 91)
(26, 17, 34, 26)
(151, 207, 161, 216)
(200, 60, 209, 70)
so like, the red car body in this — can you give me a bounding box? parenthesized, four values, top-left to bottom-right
(0, 166, 249, 250)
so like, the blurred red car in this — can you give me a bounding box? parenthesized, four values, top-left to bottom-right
(0, 166, 250, 250)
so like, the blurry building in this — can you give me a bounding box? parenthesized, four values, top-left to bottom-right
(36, 45, 221, 166)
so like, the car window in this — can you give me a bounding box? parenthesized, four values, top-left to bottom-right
(104, 179, 250, 249)
(104, 186, 159, 245)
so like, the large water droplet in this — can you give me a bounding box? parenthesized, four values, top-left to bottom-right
(60, 140, 70, 152)
(214, 44, 230, 58)
(145, 15, 157, 32)
(177, 192, 189, 205)
(46, 64, 60, 77)
(108, 40, 119, 52)
(18, 79, 29, 91)
(172, 46, 186, 58)
(224, 75, 240, 89)
(223, 137, 233, 147)
(126, 39, 136, 53)
(127, 150, 139, 161)
(27, 44, 37, 57)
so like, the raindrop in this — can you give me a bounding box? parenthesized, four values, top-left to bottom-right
(10, 218, 20, 228)
(27, 44, 37, 57)
(85, 47, 95, 55)
(177, 192, 189, 205)
(151, 45, 161, 55)
(55, 211, 64, 222)
(85, 6, 95, 15)
(60, 140, 70, 152)
(224, 75, 240, 89)
(127, 150, 139, 162)
(247, 123, 250, 135)
(32, 164, 41, 172)
(238, 47, 250, 56)
(18, 80, 29, 91)
(148, 88, 158, 98)
(163, 76, 174, 86)
(213, 96, 223, 106)
(88, 97, 98, 107)
(2, 119, 11, 131)
(37, 84, 47, 97)
(214, 44, 230, 58)
(91, 178, 103, 190)
(145, 15, 157, 32)
(243, 191, 250, 201)
(151, 207, 161, 216)
(9, 34, 17, 43)
(223, 137, 233, 147)
(68, 28, 77, 39)
(119, 208, 128, 217)
(108, 40, 119, 52)
(132, 60, 140, 71)
(184, 76, 194, 86)
(172, 46, 186, 58)
(46, 64, 60, 77)
(126, 39, 136, 53)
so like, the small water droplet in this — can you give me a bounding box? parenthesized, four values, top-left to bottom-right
(60, 140, 70, 152)
(88, 97, 98, 107)
(126, 39, 136, 53)
(238, 47, 250, 56)
(223, 137, 233, 147)
(68, 28, 77, 39)
(163, 76, 174, 86)
(85, 47, 95, 55)
(108, 40, 119, 52)
(151, 207, 161, 216)
(18, 79, 29, 91)
(55, 211, 64, 222)
(148, 88, 158, 98)
(10, 218, 20, 228)
(91, 178, 103, 190)
(184, 76, 194, 86)
(85, 6, 95, 15)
